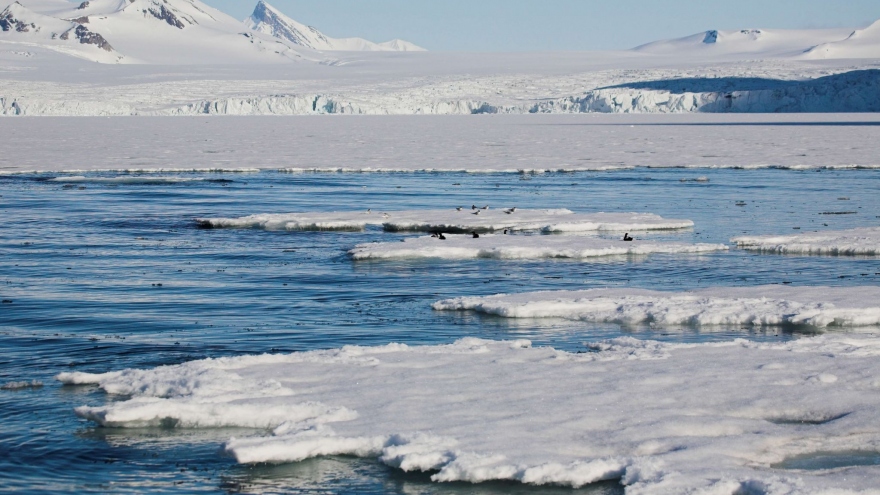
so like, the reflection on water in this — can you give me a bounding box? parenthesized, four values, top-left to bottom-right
(1, 168, 879, 493)
(773, 451, 880, 471)
(223, 457, 623, 495)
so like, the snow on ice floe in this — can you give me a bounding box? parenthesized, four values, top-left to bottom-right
(732, 227, 880, 256)
(59, 335, 880, 492)
(433, 286, 880, 328)
(349, 234, 726, 260)
(48, 175, 201, 184)
(197, 209, 694, 233)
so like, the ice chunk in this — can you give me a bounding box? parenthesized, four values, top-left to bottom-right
(61, 335, 880, 492)
(732, 227, 880, 255)
(1, 380, 43, 390)
(197, 209, 694, 233)
(49, 176, 199, 184)
(433, 286, 880, 327)
(350, 234, 726, 260)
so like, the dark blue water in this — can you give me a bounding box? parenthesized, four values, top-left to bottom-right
(1, 169, 879, 493)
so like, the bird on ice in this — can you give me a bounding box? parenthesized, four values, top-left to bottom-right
(472, 232, 480, 238)
(439, 233, 447, 240)
(623, 233, 633, 242)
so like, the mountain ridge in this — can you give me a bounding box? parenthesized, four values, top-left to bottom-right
(246, 1, 424, 52)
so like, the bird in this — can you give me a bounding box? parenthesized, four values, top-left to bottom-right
(503, 229, 508, 234)
(504, 207, 517, 214)
(456, 207, 462, 211)
(382, 213, 390, 219)
(623, 233, 633, 242)
(481, 205, 489, 210)
(439, 233, 447, 240)
(431, 232, 438, 238)
(472, 232, 480, 238)
(472, 210, 480, 215)
(366, 209, 372, 213)
(472, 205, 477, 210)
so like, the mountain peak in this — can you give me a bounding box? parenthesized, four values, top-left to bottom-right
(247, 1, 424, 52)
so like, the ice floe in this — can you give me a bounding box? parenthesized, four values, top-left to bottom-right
(433, 286, 880, 328)
(350, 234, 726, 260)
(732, 227, 880, 256)
(197, 209, 694, 233)
(49, 176, 201, 184)
(60, 335, 880, 492)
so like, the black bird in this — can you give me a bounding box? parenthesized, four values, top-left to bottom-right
(431, 232, 439, 238)
(439, 233, 447, 240)
(472, 205, 477, 210)
(503, 229, 508, 234)
(623, 233, 633, 242)
(472, 232, 480, 238)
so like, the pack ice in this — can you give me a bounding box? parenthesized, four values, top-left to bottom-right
(197, 209, 694, 233)
(732, 227, 880, 256)
(433, 286, 880, 328)
(350, 234, 726, 260)
(60, 332, 880, 493)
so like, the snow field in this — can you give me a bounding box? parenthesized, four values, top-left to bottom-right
(2, 115, 878, 174)
(59, 335, 880, 493)
(197, 209, 694, 233)
(732, 227, 880, 256)
(433, 286, 880, 328)
(349, 234, 726, 260)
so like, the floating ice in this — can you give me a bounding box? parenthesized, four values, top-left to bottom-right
(350, 234, 726, 260)
(1, 380, 43, 390)
(732, 227, 880, 255)
(49, 176, 200, 184)
(433, 286, 880, 328)
(197, 209, 694, 233)
(60, 335, 880, 492)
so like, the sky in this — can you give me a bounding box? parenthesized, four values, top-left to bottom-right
(202, 0, 880, 51)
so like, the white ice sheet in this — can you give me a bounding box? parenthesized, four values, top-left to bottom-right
(350, 234, 725, 260)
(59, 333, 880, 493)
(433, 286, 880, 327)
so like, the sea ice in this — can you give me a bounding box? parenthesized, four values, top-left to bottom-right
(433, 286, 880, 328)
(197, 209, 694, 233)
(732, 227, 880, 255)
(2, 115, 879, 174)
(1, 380, 43, 390)
(60, 334, 880, 493)
(349, 234, 726, 260)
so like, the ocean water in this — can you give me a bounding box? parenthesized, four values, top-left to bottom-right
(1, 168, 879, 494)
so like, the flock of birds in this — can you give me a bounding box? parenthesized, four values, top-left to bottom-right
(367, 206, 635, 242)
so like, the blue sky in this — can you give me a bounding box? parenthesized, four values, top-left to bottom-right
(203, 0, 880, 51)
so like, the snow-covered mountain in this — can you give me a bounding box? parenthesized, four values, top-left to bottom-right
(0, 0, 320, 64)
(246, 1, 423, 52)
(805, 19, 880, 59)
(634, 26, 876, 59)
